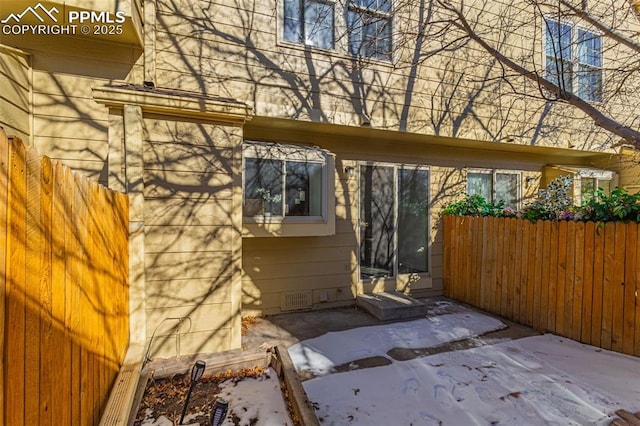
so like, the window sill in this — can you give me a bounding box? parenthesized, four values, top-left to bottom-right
(242, 216, 335, 237)
(276, 40, 395, 68)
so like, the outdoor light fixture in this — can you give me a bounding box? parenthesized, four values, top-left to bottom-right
(179, 360, 206, 425)
(210, 398, 229, 426)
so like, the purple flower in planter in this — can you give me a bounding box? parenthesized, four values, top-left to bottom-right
(558, 210, 575, 221)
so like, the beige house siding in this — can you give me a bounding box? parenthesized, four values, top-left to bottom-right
(0, 46, 30, 143)
(2, 0, 639, 355)
(153, 0, 639, 153)
(141, 116, 244, 357)
(0, 37, 141, 184)
(240, 122, 568, 314)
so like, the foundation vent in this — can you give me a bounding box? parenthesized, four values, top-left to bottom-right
(281, 290, 313, 311)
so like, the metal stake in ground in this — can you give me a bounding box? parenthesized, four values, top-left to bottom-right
(179, 360, 206, 425)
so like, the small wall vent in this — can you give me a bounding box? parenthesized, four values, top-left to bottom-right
(281, 290, 313, 311)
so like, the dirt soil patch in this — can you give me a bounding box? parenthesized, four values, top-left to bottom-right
(134, 367, 269, 425)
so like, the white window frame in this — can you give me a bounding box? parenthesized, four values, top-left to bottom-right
(242, 141, 336, 238)
(347, 0, 393, 61)
(467, 169, 522, 209)
(281, 0, 336, 50)
(357, 161, 431, 283)
(543, 16, 603, 102)
(575, 168, 615, 204)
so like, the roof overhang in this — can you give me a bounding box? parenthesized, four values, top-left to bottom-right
(245, 116, 615, 167)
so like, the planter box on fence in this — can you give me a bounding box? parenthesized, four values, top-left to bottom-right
(442, 215, 640, 357)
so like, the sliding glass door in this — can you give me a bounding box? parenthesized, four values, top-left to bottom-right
(359, 164, 430, 280)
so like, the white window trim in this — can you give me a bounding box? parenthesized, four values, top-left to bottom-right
(542, 15, 604, 103)
(467, 168, 522, 209)
(278, 0, 338, 52)
(346, 0, 394, 62)
(242, 140, 336, 237)
(275, 0, 396, 65)
(357, 161, 432, 285)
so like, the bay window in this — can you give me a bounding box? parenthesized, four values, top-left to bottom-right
(243, 141, 334, 236)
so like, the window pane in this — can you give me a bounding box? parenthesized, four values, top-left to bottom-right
(545, 19, 572, 60)
(360, 165, 395, 279)
(581, 177, 596, 203)
(577, 30, 602, 67)
(575, 64, 602, 101)
(352, 0, 391, 12)
(495, 173, 519, 208)
(545, 19, 572, 92)
(577, 29, 602, 101)
(284, 0, 302, 43)
(304, 1, 333, 49)
(348, 3, 392, 60)
(545, 56, 573, 92)
(286, 161, 323, 216)
(398, 169, 429, 274)
(244, 158, 283, 216)
(347, 10, 363, 55)
(599, 179, 612, 196)
(467, 173, 492, 202)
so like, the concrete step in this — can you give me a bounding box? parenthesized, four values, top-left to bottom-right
(356, 291, 428, 321)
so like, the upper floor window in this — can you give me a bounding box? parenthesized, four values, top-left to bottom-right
(467, 170, 520, 209)
(284, 0, 334, 49)
(544, 18, 602, 102)
(347, 0, 392, 61)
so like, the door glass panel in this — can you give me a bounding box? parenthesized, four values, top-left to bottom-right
(398, 168, 429, 274)
(360, 165, 395, 279)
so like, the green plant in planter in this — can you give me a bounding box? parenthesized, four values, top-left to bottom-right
(581, 187, 640, 222)
(442, 194, 508, 217)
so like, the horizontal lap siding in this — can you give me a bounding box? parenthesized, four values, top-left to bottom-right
(0, 47, 30, 142)
(153, 0, 620, 150)
(142, 118, 242, 358)
(241, 218, 357, 314)
(27, 39, 137, 185)
(443, 216, 640, 357)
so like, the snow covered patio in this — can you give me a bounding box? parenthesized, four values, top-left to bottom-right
(246, 297, 640, 425)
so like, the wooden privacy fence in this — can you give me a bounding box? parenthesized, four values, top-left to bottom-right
(443, 215, 640, 357)
(0, 131, 129, 426)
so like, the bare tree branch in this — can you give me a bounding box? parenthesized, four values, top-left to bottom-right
(437, 0, 640, 148)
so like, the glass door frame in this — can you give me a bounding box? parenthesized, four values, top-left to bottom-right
(356, 161, 432, 284)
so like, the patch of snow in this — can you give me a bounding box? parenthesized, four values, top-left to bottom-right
(217, 368, 293, 426)
(302, 335, 640, 425)
(288, 310, 505, 375)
